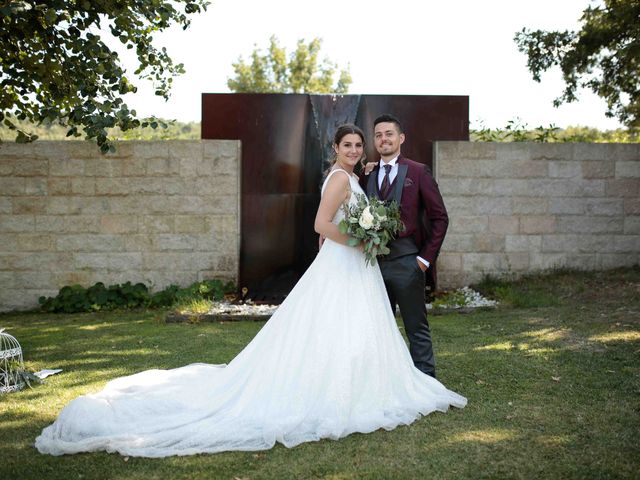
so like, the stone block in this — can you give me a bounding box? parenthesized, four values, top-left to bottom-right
(529, 143, 574, 161)
(488, 216, 519, 234)
(74, 252, 142, 270)
(122, 159, 147, 176)
(140, 215, 174, 233)
(0, 159, 14, 175)
(611, 235, 640, 253)
(556, 216, 624, 234)
(506, 253, 530, 271)
(152, 234, 199, 251)
(542, 234, 609, 253)
(11, 252, 73, 271)
(449, 215, 488, 233)
(537, 179, 606, 197)
(529, 253, 566, 270)
(511, 197, 548, 214)
(96, 178, 131, 195)
(203, 140, 240, 160)
(573, 143, 610, 162)
(207, 214, 239, 235)
(34, 215, 65, 233)
(45, 197, 82, 215)
(564, 254, 599, 270)
(50, 158, 85, 176)
(64, 216, 101, 233)
(16, 234, 53, 251)
(624, 198, 640, 215)
(175, 215, 210, 233)
(12, 197, 48, 214)
(495, 143, 533, 162)
(14, 159, 49, 176)
(0, 234, 18, 252)
(549, 197, 585, 214)
(131, 142, 170, 160)
(441, 234, 475, 252)
(0, 271, 14, 287)
(143, 252, 216, 271)
(613, 144, 640, 161)
(520, 216, 557, 234)
(462, 253, 508, 271)
(25, 178, 48, 195)
(582, 161, 614, 179)
(100, 215, 138, 234)
(599, 253, 637, 269)
(436, 142, 496, 163)
(56, 234, 125, 252)
(14, 271, 53, 289)
(71, 178, 96, 195)
(127, 178, 165, 195)
(624, 216, 640, 234)
(474, 235, 505, 252)
(180, 156, 199, 177)
(616, 161, 640, 178)
(445, 196, 512, 215)
(124, 234, 155, 252)
(89, 158, 125, 177)
(163, 178, 187, 195)
(53, 270, 94, 287)
(437, 253, 462, 271)
(66, 141, 103, 159)
(585, 198, 624, 215)
(168, 141, 203, 160)
(605, 179, 639, 197)
(47, 178, 71, 195)
(0, 142, 35, 159)
(0, 177, 25, 195)
(0, 197, 11, 214)
(146, 157, 180, 176)
(549, 161, 581, 178)
(0, 215, 34, 232)
(505, 235, 542, 252)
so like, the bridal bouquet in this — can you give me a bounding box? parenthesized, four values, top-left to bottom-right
(338, 193, 404, 266)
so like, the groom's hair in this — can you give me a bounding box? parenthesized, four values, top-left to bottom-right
(374, 114, 403, 133)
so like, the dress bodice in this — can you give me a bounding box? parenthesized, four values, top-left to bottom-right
(321, 168, 366, 224)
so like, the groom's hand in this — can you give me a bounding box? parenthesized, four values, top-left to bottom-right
(417, 260, 428, 272)
(364, 162, 378, 176)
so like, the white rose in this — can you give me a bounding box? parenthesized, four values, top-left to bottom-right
(358, 206, 374, 230)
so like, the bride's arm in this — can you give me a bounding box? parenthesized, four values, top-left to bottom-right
(314, 174, 354, 246)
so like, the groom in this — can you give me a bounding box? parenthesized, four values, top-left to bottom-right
(360, 114, 449, 378)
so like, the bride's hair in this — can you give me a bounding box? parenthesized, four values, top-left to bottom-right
(328, 123, 367, 169)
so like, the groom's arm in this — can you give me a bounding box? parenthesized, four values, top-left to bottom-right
(418, 165, 448, 265)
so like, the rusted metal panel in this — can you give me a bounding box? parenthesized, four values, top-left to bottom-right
(202, 93, 468, 301)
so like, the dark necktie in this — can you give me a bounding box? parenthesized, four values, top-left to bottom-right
(380, 164, 392, 199)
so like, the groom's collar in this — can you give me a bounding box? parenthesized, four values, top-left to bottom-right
(380, 155, 400, 168)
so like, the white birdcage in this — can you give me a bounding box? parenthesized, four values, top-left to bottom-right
(0, 329, 25, 393)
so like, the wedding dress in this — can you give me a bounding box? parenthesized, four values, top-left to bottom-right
(35, 168, 467, 457)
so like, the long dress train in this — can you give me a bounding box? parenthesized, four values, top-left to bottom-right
(35, 168, 466, 457)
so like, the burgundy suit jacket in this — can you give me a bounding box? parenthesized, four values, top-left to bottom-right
(359, 155, 449, 265)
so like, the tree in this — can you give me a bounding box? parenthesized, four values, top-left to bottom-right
(0, 0, 208, 152)
(227, 35, 352, 94)
(514, 0, 640, 129)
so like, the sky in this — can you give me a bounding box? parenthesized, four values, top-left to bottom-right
(118, 0, 622, 130)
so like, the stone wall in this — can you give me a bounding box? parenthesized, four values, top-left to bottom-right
(0, 140, 241, 312)
(435, 142, 640, 287)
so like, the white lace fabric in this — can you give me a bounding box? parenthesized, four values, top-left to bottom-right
(35, 168, 466, 457)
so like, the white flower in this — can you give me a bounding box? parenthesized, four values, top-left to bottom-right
(358, 206, 375, 230)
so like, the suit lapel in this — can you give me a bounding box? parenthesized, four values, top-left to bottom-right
(393, 161, 408, 205)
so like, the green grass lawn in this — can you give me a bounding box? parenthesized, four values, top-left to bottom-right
(1, 267, 639, 479)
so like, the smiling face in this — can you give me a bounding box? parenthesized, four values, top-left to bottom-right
(334, 133, 364, 170)
(374, 121, 405, 161)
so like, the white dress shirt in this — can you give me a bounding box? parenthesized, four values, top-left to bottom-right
(377, 156, 430, 269)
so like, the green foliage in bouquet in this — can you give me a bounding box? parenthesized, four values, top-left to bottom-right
(338, 193, 404, 266)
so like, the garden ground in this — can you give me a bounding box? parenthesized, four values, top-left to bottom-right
(1, 267, 639, 479)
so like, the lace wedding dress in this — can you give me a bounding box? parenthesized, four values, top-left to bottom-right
(35, 168, 467, 457)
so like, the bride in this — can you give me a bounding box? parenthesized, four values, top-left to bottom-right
(35, 124, 466, 457)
